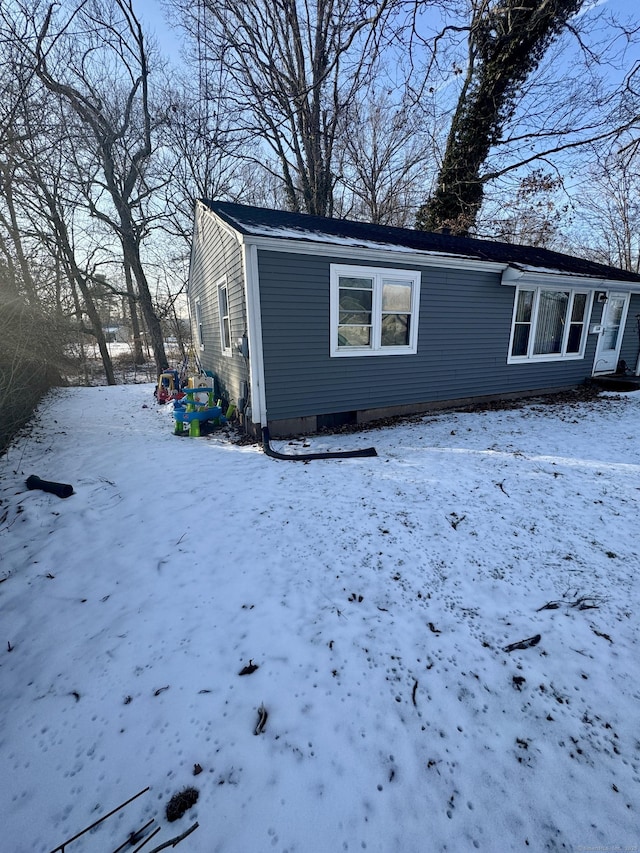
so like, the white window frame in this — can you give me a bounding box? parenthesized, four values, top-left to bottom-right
(194, 298, 204, 350)
(507, 285, 593, 364)
(330, 263, 421, 357)
(217, 278, 232, 357)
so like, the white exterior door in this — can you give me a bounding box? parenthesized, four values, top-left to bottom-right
(593, 292, 630, 374)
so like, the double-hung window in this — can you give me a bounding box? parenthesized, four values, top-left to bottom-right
(330, 264, 420, 356)
(508, 286, 592, 362)
(218, 279, 232, 356)
(194, 298, 204, 350)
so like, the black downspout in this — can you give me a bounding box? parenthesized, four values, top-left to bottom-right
(262, 427, 377, 461)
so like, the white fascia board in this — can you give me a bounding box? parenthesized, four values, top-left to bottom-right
(185, 211, 200, 301)
(197, 200, 244, 244)
(243, 234, 507, 274)
(501, 264, 640, 292)
(241, 242, 268, 428)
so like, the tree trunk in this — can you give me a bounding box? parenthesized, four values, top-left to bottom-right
(42, 189, 117, 385)
(83, 286, 116, 385)
(123, 259, 145, 364)
(121, 231, 167, 372)
(415, 74, 496, 234)
(69, 275, 116, 385)
(1, 160, 40, 304)
(416, 0, 585, 235)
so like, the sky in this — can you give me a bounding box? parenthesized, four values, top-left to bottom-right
(134, 0, 640, 68)
(1, 382, 639, 853)
(135, 0, 183, 64)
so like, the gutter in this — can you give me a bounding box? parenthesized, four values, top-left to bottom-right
(501, 265, 640, 292)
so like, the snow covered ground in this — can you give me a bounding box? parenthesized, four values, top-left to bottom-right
(1, 384, 639, 853)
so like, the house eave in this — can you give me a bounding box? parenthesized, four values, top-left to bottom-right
(501, 264, 640, 292)
(200, 200, 640, 287)
(240, 234, 508, 274)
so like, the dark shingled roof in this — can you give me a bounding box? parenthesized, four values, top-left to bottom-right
(203, 199, 640, 285)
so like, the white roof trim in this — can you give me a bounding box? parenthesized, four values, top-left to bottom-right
(501, 264, 640, 292)
(199, 200, 243, 244)
(242, 234, 507, 273)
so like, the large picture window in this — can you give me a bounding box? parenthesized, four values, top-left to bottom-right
(508, 286, 592, 362)
(330, 264, 420, 356)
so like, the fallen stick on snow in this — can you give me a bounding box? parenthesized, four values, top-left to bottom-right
(145, 822, 199, 852)
(504, 634, 541, 653)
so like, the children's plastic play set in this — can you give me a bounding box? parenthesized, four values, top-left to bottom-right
(156, 360, 234, 437)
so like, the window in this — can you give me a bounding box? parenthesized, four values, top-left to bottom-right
(194, 298, 204, 350)
(330, 264, 420, 356)
(218, 280, 232, 356)
(508, 286, 591, 362)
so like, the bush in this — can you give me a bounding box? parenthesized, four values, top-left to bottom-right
(165, 787, 199, 822)
(0, 297, 64, 457)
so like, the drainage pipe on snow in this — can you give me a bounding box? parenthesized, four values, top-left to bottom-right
(262, 427, 377, 461)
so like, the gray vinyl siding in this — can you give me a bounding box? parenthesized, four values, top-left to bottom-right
(258, 250, 602, 422)
(187, 207, 248, 403)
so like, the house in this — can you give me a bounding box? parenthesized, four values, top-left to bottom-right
(103, 324, 130, 344)
(187, 200, 640, 437)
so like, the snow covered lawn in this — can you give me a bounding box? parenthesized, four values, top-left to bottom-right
(1, 385, 639, 853)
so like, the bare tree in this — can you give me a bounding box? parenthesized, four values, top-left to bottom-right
(573, 144, 640, 273)
(0, 62, 69, 448)
(34, 168, 118, 384)
(29, 0, 170, 373)
(172, 0, 394, 217)
(477, 168, 570, 248)
(0, 155, 40, 305)
(158, 79, 247, 244)
(334, 88, 435, 226)
(1, 19, 117, 382)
